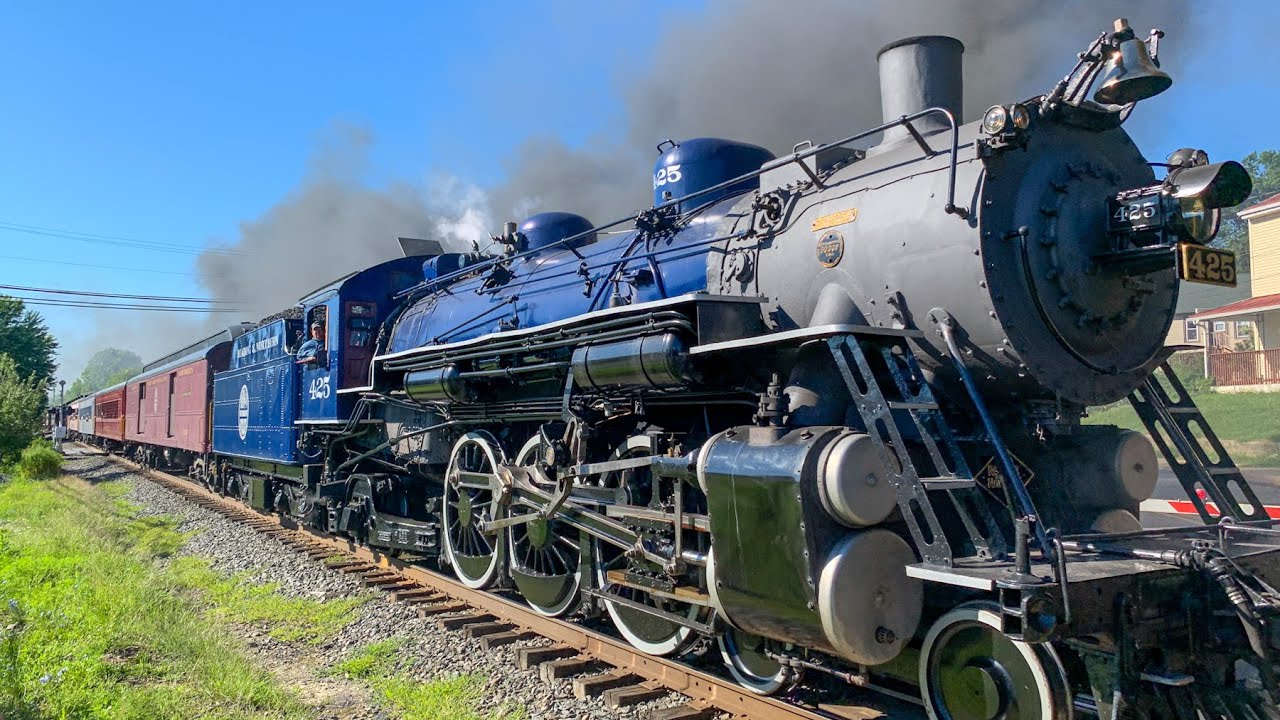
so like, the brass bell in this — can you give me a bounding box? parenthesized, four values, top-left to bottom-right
(1093, 18, 1172, 106)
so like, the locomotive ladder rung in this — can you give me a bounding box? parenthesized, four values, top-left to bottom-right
(920, 478, 976, 490)
(828, 333, 1006, 566)
(1128, 360, 1268, 524)
(888, 400, 938, 411)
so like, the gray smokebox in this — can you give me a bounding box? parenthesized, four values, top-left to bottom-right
(876, 36, 964, 145)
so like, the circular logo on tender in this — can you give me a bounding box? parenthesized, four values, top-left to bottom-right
(237, 384, 250, 441)
(816, 231, 844, 268)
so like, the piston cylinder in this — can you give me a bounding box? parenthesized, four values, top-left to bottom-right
(1049, 429, 1159, 509)
(698, 425, 920, 666)
(817, 431, 899, 528)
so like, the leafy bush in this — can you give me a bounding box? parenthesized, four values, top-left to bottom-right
(0, 354, 45, 466)
(15, 441, 60, 481)
(1168, 353, 1213, 393)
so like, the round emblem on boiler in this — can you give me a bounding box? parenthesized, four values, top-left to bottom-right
(816, 231, 844, 268)
(237, 384, 250, 441)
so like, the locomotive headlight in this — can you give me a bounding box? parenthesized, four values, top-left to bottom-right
(1176, 195, 1218, 244)
(1010, 103, 1032, 130)
(982, 105, 1009, 135)
(1166, 158, 1253, 243)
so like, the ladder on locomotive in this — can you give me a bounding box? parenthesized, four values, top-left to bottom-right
(1129, 361, 1269, 523)
(828, 333, 1006, 567)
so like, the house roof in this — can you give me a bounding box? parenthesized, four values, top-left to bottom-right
(1190, 291, 1280, 321)
(1175, 272, 1250, 315)
(1240, 192, 1280, 221)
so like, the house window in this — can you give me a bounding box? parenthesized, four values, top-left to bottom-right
(1185, 319, 1199, 342)
(1213, 321, 1227, 333)
(1235, 321, 1251, 338)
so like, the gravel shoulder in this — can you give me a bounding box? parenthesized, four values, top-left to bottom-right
(65, 455, 689, 720)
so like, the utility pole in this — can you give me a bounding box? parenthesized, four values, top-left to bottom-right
(54, 380, 66, 452)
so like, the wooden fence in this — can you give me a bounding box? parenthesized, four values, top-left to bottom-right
(1209, 348, 1280, 387)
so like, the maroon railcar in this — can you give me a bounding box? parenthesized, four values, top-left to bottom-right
(123, 330, 240, 464)
(93, 383, 127, 444)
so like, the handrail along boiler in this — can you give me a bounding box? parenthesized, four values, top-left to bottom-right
(81, 17, 1280, 719)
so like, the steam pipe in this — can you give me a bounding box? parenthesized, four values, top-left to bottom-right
(936, 312, 1054, 562)
(394, 107, 970, 302)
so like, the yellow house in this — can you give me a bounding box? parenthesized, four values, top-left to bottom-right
(1163, 274, 1250, 350)
(1190, 192, 1280, 389)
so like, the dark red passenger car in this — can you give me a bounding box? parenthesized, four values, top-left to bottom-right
(122, 329, 242, 466)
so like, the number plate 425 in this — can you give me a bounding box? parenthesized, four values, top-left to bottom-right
(1178, 243, 1237, 288)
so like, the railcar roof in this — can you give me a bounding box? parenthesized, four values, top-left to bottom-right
(297, 271, 358, 305)
(97, 379, 129, 396)
(142, 325, 254, 372)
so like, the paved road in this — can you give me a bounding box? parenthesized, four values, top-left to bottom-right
(1153, 464, 1280, 504)
(1145, 464, 1280, 529)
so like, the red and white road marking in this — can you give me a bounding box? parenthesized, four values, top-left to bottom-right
(1140, 490, 1280, 519)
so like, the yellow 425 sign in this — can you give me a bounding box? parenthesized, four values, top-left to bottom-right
(1178, 243, 1237, 287)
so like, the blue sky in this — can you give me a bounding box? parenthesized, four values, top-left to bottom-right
(2, 1, 1278, 383)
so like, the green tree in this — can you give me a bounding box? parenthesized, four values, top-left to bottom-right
(0, 297, 57, 392)
(65, 347, 142, 398)
(0, 353, 46, 463)
(1214, 149, 1280, 269)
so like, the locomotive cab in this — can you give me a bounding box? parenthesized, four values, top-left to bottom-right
(295, 256, 425, 423)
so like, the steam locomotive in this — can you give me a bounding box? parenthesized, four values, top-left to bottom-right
(73, 18, 1280, 719)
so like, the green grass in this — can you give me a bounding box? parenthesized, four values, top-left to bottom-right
(379, 674, 520, 720)
(1086, 390, 1280, 466)
(0, 464, 522, 720)
(329, 639, 526, 720)
(0, 474, 306, 719)
(329, 637, 406, 679)
(167, 558, 369, 644)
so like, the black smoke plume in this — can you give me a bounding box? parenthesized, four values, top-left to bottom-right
(75, 0, 1196, 374)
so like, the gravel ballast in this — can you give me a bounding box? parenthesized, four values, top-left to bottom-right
(64, 454, 692, 720)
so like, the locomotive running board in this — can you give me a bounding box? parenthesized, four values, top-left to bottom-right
(1128, 361, 1270, 523)
(828, 333, 1006, 567)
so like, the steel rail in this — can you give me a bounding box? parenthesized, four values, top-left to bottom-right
(72, 444, 914, 720)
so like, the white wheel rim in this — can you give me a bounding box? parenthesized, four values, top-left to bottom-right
(718, 629, 792, 695)
(595, 434, 701, 656)
(508, 435, 582, 617)
(441, 431, 507, 590)
(919, 603, 1071, 720)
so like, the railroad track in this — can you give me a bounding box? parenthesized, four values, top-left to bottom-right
(71, 444, 918, 720)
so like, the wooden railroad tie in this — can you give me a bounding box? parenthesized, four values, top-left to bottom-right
(648, 702, 717, 720)
(539, 656, 600, 683)
(437, 612, 495, 631)
(398, 593, 447, 606)
(515, 644, 577, 670)
(461, 621, 513, 639)
(360, 574, 403, 587)
(387, 587, 438, 602)
(573, 671, 641, 700)
(480, 630, 538, 651)
(378, 581, 420, 594)
(415, 602, 468, 618)
(603, 680, 666, 709)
